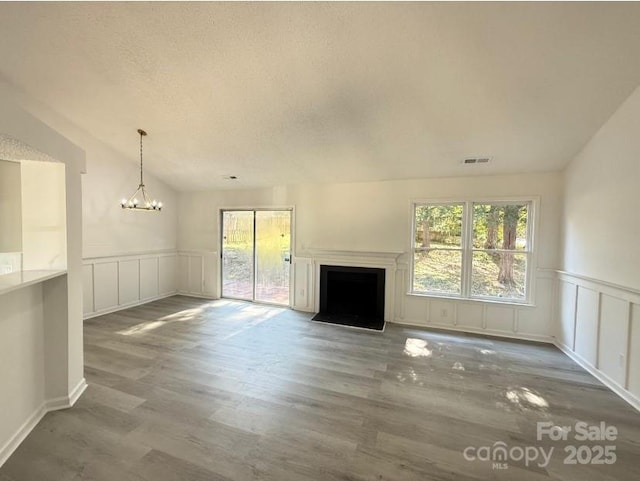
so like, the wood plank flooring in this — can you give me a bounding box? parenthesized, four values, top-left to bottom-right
(2, 295, 640, 480)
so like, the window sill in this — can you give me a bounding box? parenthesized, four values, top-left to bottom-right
(407, 291, 535, 308)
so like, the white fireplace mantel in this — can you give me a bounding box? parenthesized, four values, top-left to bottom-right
(305, 249, 403, 267)
(296, 248, 404, 322)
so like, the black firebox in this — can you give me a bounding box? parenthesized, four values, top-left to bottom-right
(311, 265, 385, 331)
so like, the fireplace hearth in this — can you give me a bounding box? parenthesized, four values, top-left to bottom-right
(311, 265, 385, 331)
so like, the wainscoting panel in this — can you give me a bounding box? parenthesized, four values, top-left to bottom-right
(574, 286, 599, 367)
(598, 294, 629, 387)
(92, 261, 118, 312)
(557, 280, 577, 350)
(394, 270, 555, 343)
(456, 303, 483, 330)
(118, 259, 140, 306)
(188, 256, 203, 294)
(176, 251, 217, 298)
(554, 271, 640, 412)
(82, 264, 94, 316)
(485, 305, 514, 333)
(178, 255, 189, 293)
(140, 257, 159, 300)
(517, 277, 553, 337)
(428, 299, 456, 326)
(292, 257, 312, 311)
(628, 304, 640, 400)
(159, 255, 177, 295)
(83, 251, 178, 319)
(401, 295, 429, 325)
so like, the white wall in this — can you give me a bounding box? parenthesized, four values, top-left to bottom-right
(179, 172, 563, 340)
(562, 85, 640, 289)
(1, 80, 180, 323)
(21, 160, 67, 271)
(81, 136, 178, 258)
(180, 174, 561, 265)
(0, 285, 44, 460)
(79, 138, 181, 317)
(0, 79, 178, 259)
(557, 85, 640, 410)
(0, 80, 86, 466)
(0, 160, 22, 253)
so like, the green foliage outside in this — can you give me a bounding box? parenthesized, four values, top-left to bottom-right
(222, 211, 291, 288)
(413, 203, 528, 299)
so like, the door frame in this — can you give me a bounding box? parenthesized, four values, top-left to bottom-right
(219, 207, 295, 307)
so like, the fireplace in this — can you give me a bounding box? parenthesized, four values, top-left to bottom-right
(312, 265, 385, 330)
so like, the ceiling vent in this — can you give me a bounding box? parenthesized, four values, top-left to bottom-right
(463, 157, 491, 165)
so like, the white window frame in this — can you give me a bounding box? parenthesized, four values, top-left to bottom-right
(409, 197, 537, 305)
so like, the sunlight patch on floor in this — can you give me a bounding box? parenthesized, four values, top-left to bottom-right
(403, 338, 432, 358)
(505, 386, 549, 409)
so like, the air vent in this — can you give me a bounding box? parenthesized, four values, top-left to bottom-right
(463, 157, 491, 165)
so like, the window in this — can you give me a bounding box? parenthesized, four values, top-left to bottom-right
(411, 200, 533, 303)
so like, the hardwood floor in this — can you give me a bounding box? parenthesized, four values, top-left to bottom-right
(2, 295, 640, 480)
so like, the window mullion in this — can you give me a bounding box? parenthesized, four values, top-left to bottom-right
(461, 201, 473, 298)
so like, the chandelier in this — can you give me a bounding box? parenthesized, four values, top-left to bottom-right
(120, 129, 163, 211)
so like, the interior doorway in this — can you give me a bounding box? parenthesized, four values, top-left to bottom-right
(221, 209, 292, 306)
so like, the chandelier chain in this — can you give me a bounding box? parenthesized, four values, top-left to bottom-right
(121, 128, 161, 211)
(139, 130, 144, 186)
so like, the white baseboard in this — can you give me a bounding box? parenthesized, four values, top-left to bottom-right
(0, 377, 87, 468)
(46, 378, 88, 411)
(84, 292, 177, 320)
(554, 341, 640, 413)
(391, 319, 553, 344)
(0, 402, 46, 467)
(293, 305, 315, 313)
(176, 291, 217, 300)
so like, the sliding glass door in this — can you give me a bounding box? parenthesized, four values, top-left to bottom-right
(221, 209, 291, 306)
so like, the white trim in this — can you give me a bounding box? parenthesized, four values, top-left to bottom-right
(557, 270, 640, 304)
(306, 249, 403, 261)
(219, 209, 294, 306)
(308, 250, 399, 322)
(406, 291, 536, 308)
(83, 249, 177, 262)
(46, 378, 88, 411)
(0, 378, 87, 468)
(408, 198, 537, 304)
(83, 250, 182, 320)
(83, 292, 176, 320)
(391, 318, 552, 344)
(554, 341, 640, 413)
(0, 402, 47, 467)
(68, 378, 88, 406)
(553, 269, 640, 413)
(177, 292, 217, 300)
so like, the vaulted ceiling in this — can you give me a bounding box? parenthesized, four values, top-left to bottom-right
(1, 2, 639, 191)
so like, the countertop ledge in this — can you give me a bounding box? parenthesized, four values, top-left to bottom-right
(0, 270, 67, 296)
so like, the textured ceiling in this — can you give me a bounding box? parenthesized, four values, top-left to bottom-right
(0, 134, 59, 164)
(1, 3, 639, 191)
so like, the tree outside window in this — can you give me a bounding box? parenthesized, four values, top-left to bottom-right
(412, 201, 532, 302)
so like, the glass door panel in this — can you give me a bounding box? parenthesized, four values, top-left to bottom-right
(221, 210, 254, 300)
(255, 211, 291, 305)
